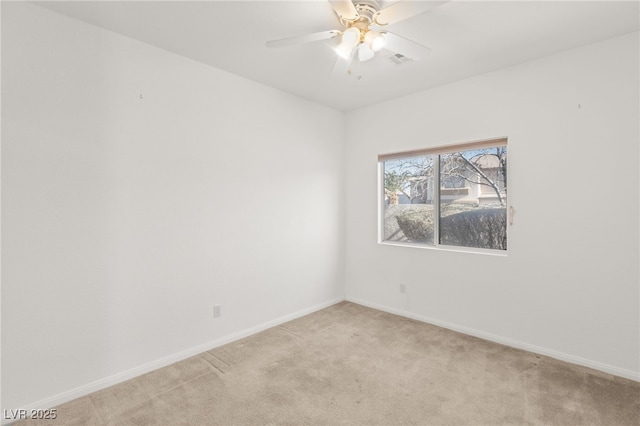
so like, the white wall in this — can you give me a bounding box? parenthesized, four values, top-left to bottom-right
(1, 2, 344, 411)
(345, 32, 639, 379)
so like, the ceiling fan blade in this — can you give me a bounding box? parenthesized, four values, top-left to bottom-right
(382, 32, 431, 60)
(373, 0, 448, 26)
(330, 47, 357, 78)
(266, 30, 340, 48)
(328, 0, 359, 22)
(331, 57, 351, 78)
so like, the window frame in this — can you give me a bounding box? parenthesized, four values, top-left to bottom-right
(378, 137, 509, 256)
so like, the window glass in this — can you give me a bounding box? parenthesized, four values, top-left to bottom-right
(382, 155, 434, 243)
(380, 141, 507, 252)
(439, 147, 507, 250)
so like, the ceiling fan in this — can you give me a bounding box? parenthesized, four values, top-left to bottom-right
(266, 0, 447, 77)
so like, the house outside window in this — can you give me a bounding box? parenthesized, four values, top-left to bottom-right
(380, 138, 508, 252)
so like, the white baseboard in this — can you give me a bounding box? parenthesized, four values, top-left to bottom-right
(5, 297, 344, 425)
(346, 297, 640, 383)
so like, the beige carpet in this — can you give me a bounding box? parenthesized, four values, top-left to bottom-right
(18, 302, 640, 425)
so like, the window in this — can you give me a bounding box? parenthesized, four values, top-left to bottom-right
(380, 138, 508, 251)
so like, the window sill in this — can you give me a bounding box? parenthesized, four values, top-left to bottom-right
(379, 240, 508, 257)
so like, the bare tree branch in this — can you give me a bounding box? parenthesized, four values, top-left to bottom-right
(455, 153, 505, 205)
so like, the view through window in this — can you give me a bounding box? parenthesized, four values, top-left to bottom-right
(380, 139, 508, 251)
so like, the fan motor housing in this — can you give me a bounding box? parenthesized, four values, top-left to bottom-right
(340, 0, 381, 26)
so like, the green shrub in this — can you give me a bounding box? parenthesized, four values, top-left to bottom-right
(395, 209, 434, 243)
(395, 207, 506, 250)
(440, 208, 506, 250)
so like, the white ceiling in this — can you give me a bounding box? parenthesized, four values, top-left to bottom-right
(33, 0, 640, 111)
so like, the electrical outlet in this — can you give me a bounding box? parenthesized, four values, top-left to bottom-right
(400, 284, 407, 294)
(213, 305, 222, 318)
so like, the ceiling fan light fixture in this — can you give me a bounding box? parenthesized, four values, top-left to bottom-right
(340, 27, 360, 47)
(357, 42, 375, 62)
(365, 30, 385, 52)
(335, 26, 360, 59)
(335, 44, 355, 59)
